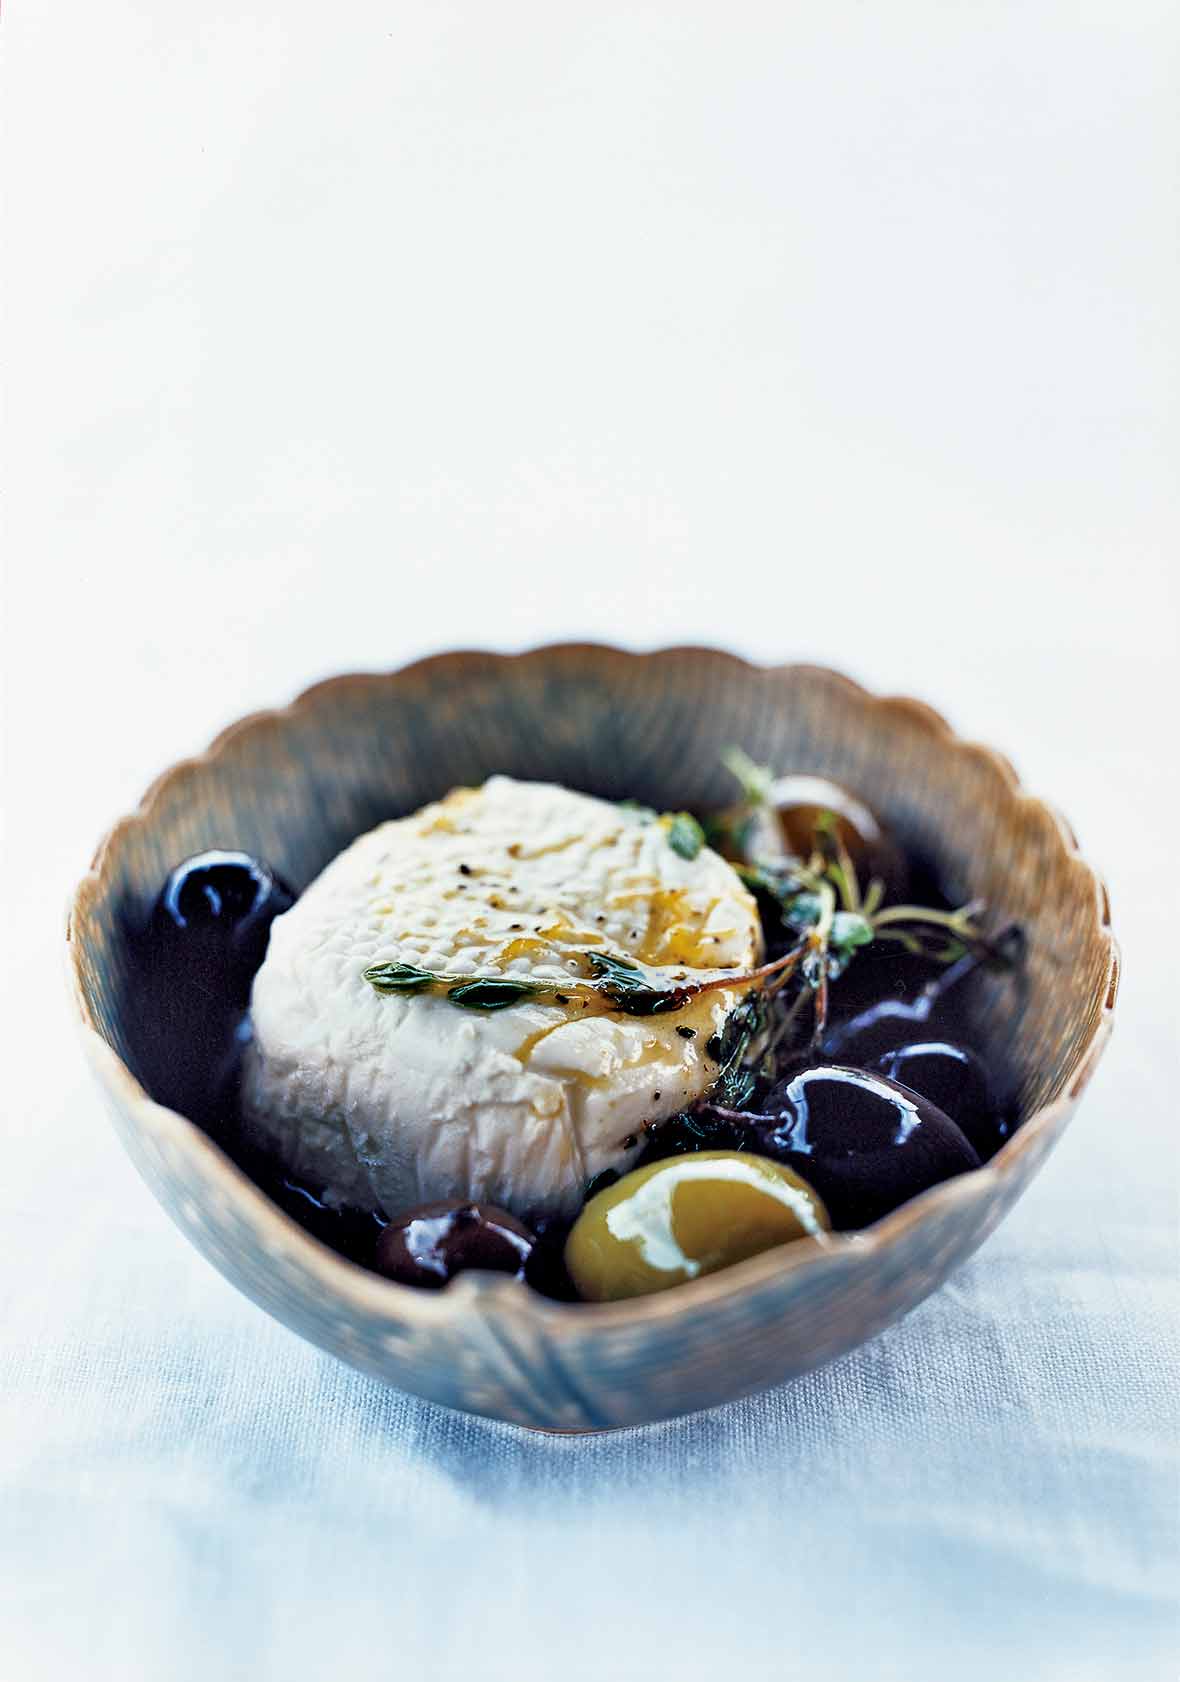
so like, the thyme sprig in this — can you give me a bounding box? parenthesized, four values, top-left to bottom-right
(363, 945, 804, 1018)
(364, 963, 549, 1011)
(722, 747, 1012, 1055)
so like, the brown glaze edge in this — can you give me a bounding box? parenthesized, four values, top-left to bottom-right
(65, 645, 1120, 1333)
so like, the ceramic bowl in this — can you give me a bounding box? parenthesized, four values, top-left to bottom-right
(67, 648, 1118, 1430)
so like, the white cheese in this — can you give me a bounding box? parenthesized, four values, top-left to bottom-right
(241, 777, 762, 1219)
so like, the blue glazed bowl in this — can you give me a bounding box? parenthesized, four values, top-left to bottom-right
(67, 648, 1118, 1429)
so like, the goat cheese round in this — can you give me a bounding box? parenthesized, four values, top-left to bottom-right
(241, 777, 762, 1219)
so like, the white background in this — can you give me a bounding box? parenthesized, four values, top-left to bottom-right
(3, 5, 1178, 1680)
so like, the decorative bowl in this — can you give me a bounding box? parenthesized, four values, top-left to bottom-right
(67, 647, 1118, 1430)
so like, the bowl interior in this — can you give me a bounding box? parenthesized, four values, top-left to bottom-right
(75, 650, 1113, 1138)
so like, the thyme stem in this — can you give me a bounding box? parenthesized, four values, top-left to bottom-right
(861, 877, 886, 919)
(812, 880, 837, 945)
(694, 943, 806, 1001)
(872, 899, 985, 933)
(829, 832, 861, 913)
(810, 960, 830, 1053)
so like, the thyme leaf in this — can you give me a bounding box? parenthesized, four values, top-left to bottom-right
(363, 962, 437, 994)
(363, 947, 780, 1018)
(829, 910, 873, 956)
(364, 962, 546, 1011)
(446, 977, 548, 1011)
(585, 952, 694, 1016)
(665, 811, 706, 860)
(709, 991, 767, 1110)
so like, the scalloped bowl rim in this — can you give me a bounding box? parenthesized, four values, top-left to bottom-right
(66, 645, 1120, 1334)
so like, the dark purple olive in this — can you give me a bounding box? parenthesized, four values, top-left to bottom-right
(152, 850, 295, 967)
(275, 1177, 388, 1266)
(133, 852, 295, 1119)
(521, 1214, 580, 1301)
(374, 1200, 535, 1289)
(823, 948, 950, 1030)
(825, 928, 1025, 1045)
(820, 949, 1010, 1159)
(871, 1040, 1004, 1160)
(751, 1064, 981, 1230)
(823, 948, 998, 1072)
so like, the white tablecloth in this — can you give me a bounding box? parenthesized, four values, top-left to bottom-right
(3, 5, 1177, 1678)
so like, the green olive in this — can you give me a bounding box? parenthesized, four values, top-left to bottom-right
(564, 1151, 830, 1303)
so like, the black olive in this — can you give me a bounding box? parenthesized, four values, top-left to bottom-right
(274, 1178, 387, 1265)
(822, 939, 997, 1062)
(819, 948, 1011, 1159)
(151, 850, 295, 978)
(374, 1200, 534, 1289)
(871, 1040, 1006, 1160)
(751, 1064, 981, 1230)
(134, 851, 296, 1122)
(522, 1214, 579, 1301)
(822, 950, 950, 1041)
(583, 1167, 621, 1201)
